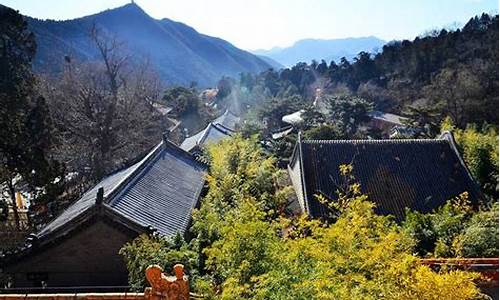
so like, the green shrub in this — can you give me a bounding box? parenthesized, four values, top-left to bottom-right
(441, 117, 499, 198)
(453, 202, 499, 257)
(403, 191, 498, 258)
(119, 233, 197, 290)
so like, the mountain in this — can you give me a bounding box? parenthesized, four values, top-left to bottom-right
(253, 36, 386, 67)
(256, 55, 284, 70)
(21, 3, 271, 86)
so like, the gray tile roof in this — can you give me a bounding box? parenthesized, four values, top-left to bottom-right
(272, 126, 294, 140)
(282, 110, 304, 125)
(180, 110, 240, 153)
(213, 109, 240, 131)
(368, 110, 407, 126)
(180, 123, 234, 152)
(288, 132, 483, 221)
(37, 141, 207, 239)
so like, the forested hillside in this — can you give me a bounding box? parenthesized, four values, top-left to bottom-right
(20, 3, 271, 86)
(228, 13, 498, 128)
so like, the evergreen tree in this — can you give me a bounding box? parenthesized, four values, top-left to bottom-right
(0, 6, 64, 228)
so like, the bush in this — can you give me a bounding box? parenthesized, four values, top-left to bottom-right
(441, 117, 499, 198)
(453, 202, 499, 257)
(119, 233, 197, 290)
(303, 124, 342, 140)
(120, 138, 486, 299)
(403, 192, 499, 258)
(403, 209, 436, 257)
(203, 163, 482, 299)
(247, 198, 479, 300)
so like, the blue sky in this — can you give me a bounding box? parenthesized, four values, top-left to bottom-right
(0, 0, 497, 50)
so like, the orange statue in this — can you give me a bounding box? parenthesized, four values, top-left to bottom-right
(144, 264, 189, 300)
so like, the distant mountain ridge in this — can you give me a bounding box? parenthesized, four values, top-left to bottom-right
(19, 3, 271, 86)
(255, 55, 284, 70)
(253, 36, 386, 67)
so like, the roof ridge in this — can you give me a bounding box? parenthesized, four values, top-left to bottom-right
(297, 132, 311, 214)
(197, 123, 214, 146)
(439, 131, 485, 201)
(32, 142, 163, 240)
(301, 138, 448, 144)
(163, 138, 208, 167)
(104, 142, 164, 204)
(212, 122, 234, 134)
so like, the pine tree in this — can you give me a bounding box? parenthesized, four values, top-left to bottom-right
(0, 6, 64, 229)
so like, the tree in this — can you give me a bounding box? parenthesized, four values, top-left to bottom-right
(315, 59, 328, 75)
(206, 178, 481, 299)
(424, 65, 487, 127)
(352, 51, 378, 87)
(257, 95, 304, 131)
(0, 6, 64, 229)
(453, 202, 499, 258)
(42, 26, 165, 182)
(403, 191, 498, 258)
(441, 117, 499, 198)
(326, 95, 373, 137)
(120, 234, 197, 291)
(162, 86, 199, 117)
(190, 136, 292, 277)
(401, 103, 441, 138)
(303, 124, 341, 140)
(216, 76, 233, 100)
(300, 105, 325, 129)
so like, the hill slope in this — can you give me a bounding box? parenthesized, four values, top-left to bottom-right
(23, 3, 271, 86)
(256, 55, 284, 70)
(253, 36, 386, 67)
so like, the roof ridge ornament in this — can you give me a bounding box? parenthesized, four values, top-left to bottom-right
(95, 187, 104, 205)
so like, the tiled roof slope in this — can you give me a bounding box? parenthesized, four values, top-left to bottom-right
(180, 109, 240, 152)
(289, 132, 483, 221)
(37, 140, 207, 239)
(368, 110, 407, 125)
(180, 123, 233, 152)
(213, 109, 240, 131)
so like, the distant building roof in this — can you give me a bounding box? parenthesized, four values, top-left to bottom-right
(282, 110, 304, 125)
(180, 110, 240, 152)
(288, 132, 483, 221)
(368, 111, 407, 126)
(180, 123, 234, 152)
(271, 125, 294, 140)
(37, 139, 207, 241)
(213, 109, 240, 131)
(152, 103, 173, 116)
(390, 126, 419, 139)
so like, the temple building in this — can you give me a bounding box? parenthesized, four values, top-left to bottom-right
(180, 110, 240, 153)
(288, 132, 483, 221)
(2, 139, 207, 289)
